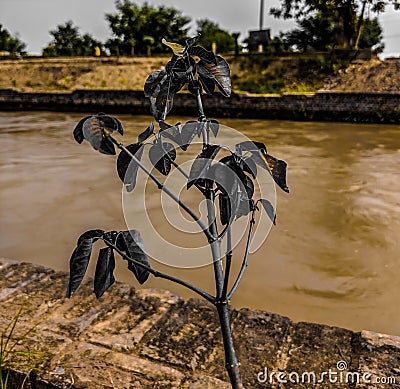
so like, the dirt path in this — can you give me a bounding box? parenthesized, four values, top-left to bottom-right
(323, 58, 400, 92)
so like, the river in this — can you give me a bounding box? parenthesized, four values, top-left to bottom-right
(1, 111, 399, 336)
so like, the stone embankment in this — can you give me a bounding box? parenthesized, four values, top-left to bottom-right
(1, 258, 400, 388)
(1, 88, 400, 123)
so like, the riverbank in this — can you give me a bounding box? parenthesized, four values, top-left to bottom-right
(1, 258, 400, 388)
(1, 88, 400, 123)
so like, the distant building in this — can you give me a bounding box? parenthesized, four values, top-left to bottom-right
(248, 29, 271, 52)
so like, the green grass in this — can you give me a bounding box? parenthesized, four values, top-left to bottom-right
(0, 308, 44, 389)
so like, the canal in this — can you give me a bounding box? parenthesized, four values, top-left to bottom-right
(1, 111, 399, 336)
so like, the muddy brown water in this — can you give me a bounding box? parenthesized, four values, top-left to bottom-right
(1, 111, 399, 335)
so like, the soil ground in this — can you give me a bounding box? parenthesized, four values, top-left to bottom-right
(1, 55, 399, 93)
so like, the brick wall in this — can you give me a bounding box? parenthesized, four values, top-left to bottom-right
(0, 89, 399, 123)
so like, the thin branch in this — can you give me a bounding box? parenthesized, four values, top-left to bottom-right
(102, 238, 215, 303)
(109, 136, 214, 242)
(227, 208, 257, 300)
(205, 185, 225, 300)
(159, 140, 205, 194)
(221, 225, 232, 299)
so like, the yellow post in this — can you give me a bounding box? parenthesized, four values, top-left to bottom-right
(212, 42, 217, 54)
(94, 46, 101, 57)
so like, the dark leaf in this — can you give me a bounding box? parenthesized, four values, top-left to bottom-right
(145, 69, 184, 121)
(263, 153, 290, 193)
(219, 193, 231, 226)
(242, 156, 257, 179)
(210, 161, 238, 197)
(180, 120, 200, 150)
(165, 55, 179, 74)
(197, 72, 215, 95)
(260, 199, 277, 225)
(150, 92, 174, 122)
(234, 175, 254, 219)
(242, 174, 254, 199)
(185, 35, 201, 49)
(96, 112, 124, 135)
(149, 142, 176, 175)
(246, 151, 269, 170)
(81, 113, 124, 155)
(208, 120, 219, 137)
(169, 56, 196, 81)
(73, 116, 90, 144)
(197, 56, 231, 97)
(138, 122, 154, 143)
(235, 141, 267, 155)
(187, 145, 221, 189)
(99, 138, 116, 155)
(116, 230, 150, 284)
(159, 122, 182, 145)
(94, 247, 115, 299)
(66, 229, 104, 298)
(188, 79, 202, 95)
(216, 155, 253, 219)
(117, 143, 144, 192)
(144, 70, 167, 98)
(188, 45, 217, 64)
(235, 141, 269, 170)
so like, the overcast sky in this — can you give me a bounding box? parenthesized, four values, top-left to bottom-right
(1, 0, 399, 57)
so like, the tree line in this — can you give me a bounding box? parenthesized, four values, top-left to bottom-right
(1, 0, 397, 57)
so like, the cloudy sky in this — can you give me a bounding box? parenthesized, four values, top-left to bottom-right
(1, 0, 399, 57)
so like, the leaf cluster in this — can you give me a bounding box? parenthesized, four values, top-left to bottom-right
(42, 20, 103, 57)
(73, 111, 289, 227)
(144, 35, 231, 122)
(0, 24, 26, 55)
(66, 229, 150, 299)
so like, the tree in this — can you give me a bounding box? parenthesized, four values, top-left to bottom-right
(105, 0, 191, 56)
(42, 21, 103, 56)
(270, 0, 399, 49)
(0, 24, 26, 55)
(196, 19, 236, 54)
(282, 12, 383, 51)
(358, 17, 384, 50)
(283, 13, 336, 51)
(66, 36, 288, 389)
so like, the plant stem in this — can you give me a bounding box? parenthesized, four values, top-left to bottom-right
(227, 209, 257, 301)
(110, 136, 213, 242)
(216, 302, 244, 389)
(195, 78, 244, 388)
(102, 238, 215, 303)
(222, 225, 232, 299)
